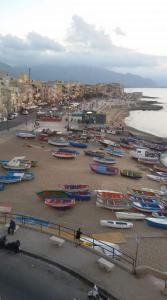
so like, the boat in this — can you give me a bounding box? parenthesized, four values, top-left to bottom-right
(16, 131, 36, 138)
(90, 163, 119, 175)
(0, 203, 12, 213)
(59, 184, 90, 192)
(57, 148, 80, 155)
(120, 169, 142, 179)
(6, 171, 35, 181)
(0, 157, 31, 170)
(130, 148, 159, 162)
(146, 217, 167, 229)
(132, 201, 164, 212)
(51, 151, 76, 159)
(153, 171, 167, 177)
(96, 191, 131, 210)
(147, 174, 167, 183)
(106, 147, 124, 157)
(84, 150, 104, 158)
(80, 237, 121, 257)
(36, 190, 67, 201)
(129, 188, 160, 198)
(93, 157, 116, 165)
(48, 138, 69, 147)
(141, 187, 167, 196)
(153, 165, 167, 172)
(100, 219, 133, 229)
(98, 139, 118, 147)
(69, 141, 88, 148)
(120, 143, 135, 150)
(66, 191, 91, 201)
(152, 212, 167, 218)
(138, 157, 158, 165)
(115, 212, 146, 220)
(0, 174, 22, 184)
(45, 198, 75, 208)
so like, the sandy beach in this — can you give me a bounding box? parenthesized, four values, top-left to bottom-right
(0, 103, 167, 272)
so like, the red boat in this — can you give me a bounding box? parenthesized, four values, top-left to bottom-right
(45, 198, 75, 208)
(36, 134, 49, 141)
(37, 116, 62, 122)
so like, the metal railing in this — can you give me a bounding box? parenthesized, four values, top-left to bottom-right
(0, 212, 136, 271)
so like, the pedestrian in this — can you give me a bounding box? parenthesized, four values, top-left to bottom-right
(75, 228, 82, 247)
(8, 219, 16, 235)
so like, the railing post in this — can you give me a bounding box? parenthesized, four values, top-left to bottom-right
(58, 225, 60, 236)
(74, 230, 76, 242)
(92, 238, 94, 248)
(40, 224, 42, 232)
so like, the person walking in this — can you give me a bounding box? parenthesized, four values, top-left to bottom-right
(8, 219, 16, 235)
(75, 228, 82, 247)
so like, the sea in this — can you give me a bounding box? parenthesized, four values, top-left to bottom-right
(125, 88, 167, 138)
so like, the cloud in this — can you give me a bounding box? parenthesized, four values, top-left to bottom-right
(0, 15, 167, 84)
(66, 15, 113, 50)
(114, 27, 126, 36)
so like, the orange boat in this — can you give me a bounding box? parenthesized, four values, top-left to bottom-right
(45, 198, 75, 208)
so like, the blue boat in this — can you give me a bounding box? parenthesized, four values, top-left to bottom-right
(69, 141, 88, 148)
(57, 148, 80, 155)
(7, 171, 35, 181)
(93, 157, 116, 164)
(146, 218, 167, 229)
(106, 147, 125, 157)
(0, 174, 22, 184)
(132, 200, 164, 212)
(84, 150, 104, 158)
(89, 163, 119, 175)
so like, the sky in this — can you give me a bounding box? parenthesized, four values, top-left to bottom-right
(0, 0, 167, 84)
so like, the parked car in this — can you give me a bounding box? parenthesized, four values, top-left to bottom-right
(7, 114, 15, 120)
(12, 112, 18, 117)
(21, 110, 29, 115)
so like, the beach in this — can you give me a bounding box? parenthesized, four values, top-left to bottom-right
(1, 106, 167, 273)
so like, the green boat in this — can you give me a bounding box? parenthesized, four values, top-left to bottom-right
(36, 190, 67, 200)
(120, 169, 142, 179)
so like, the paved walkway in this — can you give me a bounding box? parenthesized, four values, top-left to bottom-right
(0, 224, 166, 300)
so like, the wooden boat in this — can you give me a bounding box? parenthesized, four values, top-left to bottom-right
(16, 131, 36, 138)
(51, 151, 76, 159)
(84, 150, 104, 158)
(100, 219, 133, 229)
(69, 141, 88, 148)
(45, 198, 75, 208)
(96, 191, 131, 210)
(7, 171, 35, 181)
(120, 143, 135, 150)
(48, 138, 69, 147)
(120, 169, 142, 179)
(141, 187, 167, 196)
(106, 148, 124, 157)
(130, 188, 160, 197)
(152, 212, 167, 218)
(153, 165, 167, 173)
(36, 190, 67, 201)
(0, 174, 22, 184)
(90, 163, 119, 175)
(60, 184, 90, 192)
(147, 174, 167, 183)
(66, 191, 91, 201)
(115, 212, 146, 220)
(130, 148, 159, 161)
(146, 217, 167, 229)
(138, 157, 158, 165)
(93, 157, 116, 165)
(98, 139, 118, 147)
(132, 201, 164, 212)
(57, 148, 80, 155)
(0, 157, 31, 170)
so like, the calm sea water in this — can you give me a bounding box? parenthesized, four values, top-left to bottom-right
(125, 88, 167, 138)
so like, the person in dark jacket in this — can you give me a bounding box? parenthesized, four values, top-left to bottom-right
(8, 219, 16, 235)
(75, 228, 82, 246)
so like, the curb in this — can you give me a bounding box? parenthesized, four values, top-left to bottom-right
(21, 249, 118, 300)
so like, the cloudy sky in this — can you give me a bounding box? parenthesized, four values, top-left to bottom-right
(0, 0, 167, 84)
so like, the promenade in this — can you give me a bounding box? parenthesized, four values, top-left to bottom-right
(0, 223, 166, 300)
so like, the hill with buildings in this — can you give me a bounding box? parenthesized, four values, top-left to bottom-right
(0, 62, 156, 87)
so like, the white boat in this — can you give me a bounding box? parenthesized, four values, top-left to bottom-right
(16, 131, 36, 138)
(98, 139, 118, 147)
(147, 174, 167, 183)
(130, 148, 159, 162)
(115, 212, 146, 220)
(0, 156, 31, 170)
(146, 217, 167, 229)
(100, 219, 133, 229)
(48, 138, 69, 146)
(141, 187, 167, 196)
